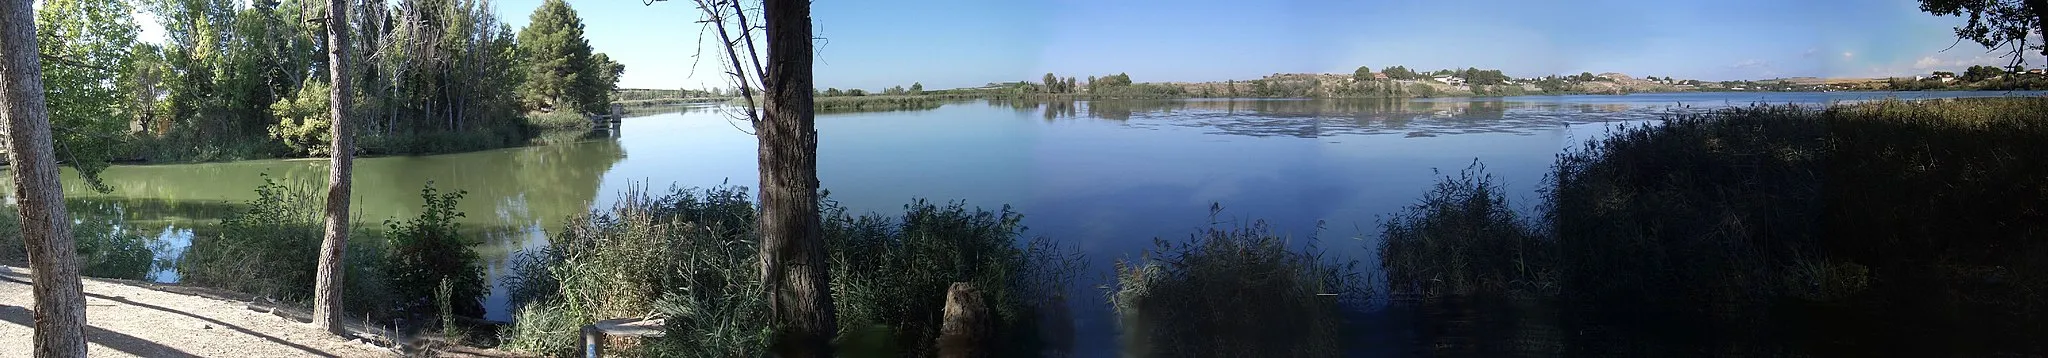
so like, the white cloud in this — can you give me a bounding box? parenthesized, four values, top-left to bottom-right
(1730, 59, 1770, 69)
(1842, 52, 1855, 59)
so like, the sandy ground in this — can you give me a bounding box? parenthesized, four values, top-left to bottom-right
(0, 265, 391, 357)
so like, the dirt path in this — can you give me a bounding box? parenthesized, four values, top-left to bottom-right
(0, 266, 391, 357)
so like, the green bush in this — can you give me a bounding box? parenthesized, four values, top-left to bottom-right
(501, 186, 1080, 357)
(1379, 162, 1552, 298)
(268, 81, 334, 156)
(825, 199, 1082, 357)
(178, 175, 392, 314)
(381, 182, 487, 318)
(1381, 98, 2048, 354)
(71, 211, 156, 281)
(1109, 214, 1365, 357)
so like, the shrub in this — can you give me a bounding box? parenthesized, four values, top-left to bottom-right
(501, 186, 1080, 357)
(825, 199, 1082, 357)
(268, 81, 334, 156)
(1379, 161, 1551, 298)
(1110, 212, 1365, 357)
(381, 182, 487, 318)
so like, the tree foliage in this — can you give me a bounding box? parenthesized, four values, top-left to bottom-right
(36, 0, 140, 183)
(1920, 0, 2048, 65)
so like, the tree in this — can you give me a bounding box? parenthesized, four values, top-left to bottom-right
(823, 87, 842, 96)
(517, 0, 597, 112)
(684, 0, 836, 355)
(35, 0, 136, 186)
(1382, 65, 1415, 80)
(1353, 66, 1373, 81)
(1920, 0, 2048, 67)
(909, 82, 922, 95)
(1965, 64, 2008, 81)
(1043, 72, 1058, 93)
(1, 0, 89, 354)
(310, 0, 356, 336)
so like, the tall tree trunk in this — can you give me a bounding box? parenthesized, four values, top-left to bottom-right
(758, 0, 835, 355)
(0, 0, 89, 355)
(311, 0, 357, 336)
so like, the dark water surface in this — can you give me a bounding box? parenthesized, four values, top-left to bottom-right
(10, 91, 2042, 356)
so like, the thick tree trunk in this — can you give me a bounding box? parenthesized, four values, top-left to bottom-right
(311, 0, 357, 336)
(757, 0, 836, 356)
(0, 0, 90, 355)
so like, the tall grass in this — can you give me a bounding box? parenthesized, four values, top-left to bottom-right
(1109, 210, 1367, 357)
(1378, 97, 2048, 354)
(500, 186, 1081, 357)
(1379, 162, 1551, 299)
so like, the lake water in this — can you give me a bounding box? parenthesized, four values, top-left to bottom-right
(6, 90, 2041, 354)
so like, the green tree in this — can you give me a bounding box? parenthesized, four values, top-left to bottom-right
(909, 82, 923, 95)
(823, 87, 842, 96)
(1353, 66, 1374, 81)
(1965, 64, 2007, 81)
(516, 0, 595, 112)
(35, 0, 139, 185)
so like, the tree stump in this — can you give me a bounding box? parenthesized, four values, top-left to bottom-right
(935, 282, 990, 358)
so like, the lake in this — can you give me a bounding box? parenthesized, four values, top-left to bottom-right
(6, 90, 2041, 354)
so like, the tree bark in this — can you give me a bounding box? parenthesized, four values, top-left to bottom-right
(0, 0, 90, 355)
(757, 0, 836, 356)
(311, 0, 357, 336)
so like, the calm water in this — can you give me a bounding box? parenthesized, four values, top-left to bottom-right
(7, 90, 2041, 354)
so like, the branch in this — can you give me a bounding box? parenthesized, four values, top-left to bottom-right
(39, 54, 111, 71)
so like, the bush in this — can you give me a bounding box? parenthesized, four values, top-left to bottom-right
(1382, 98, 2048, 354)
(381, 182, 487, 318)
(70, 210, 157, 281)
(1109, 212, 1365, 357)
(501, 186, 1080, 357)
(268, 81, 334, 156)
(826, 199, 1082, 357)
(178, 176, 486, 323)
(1379, 162, 1551, 298)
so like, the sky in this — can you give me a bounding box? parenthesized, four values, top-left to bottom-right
(136, 0, 2047, 91)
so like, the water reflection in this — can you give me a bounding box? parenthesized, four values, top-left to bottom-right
(3, 139, 626, 320)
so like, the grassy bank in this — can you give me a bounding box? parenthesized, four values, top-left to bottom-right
(499, 186, 1082, 357)
(1379, 97, 2048, 355)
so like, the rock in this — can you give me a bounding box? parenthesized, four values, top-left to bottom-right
(935, 282, 990, 358)
(195, 323, 212, 330)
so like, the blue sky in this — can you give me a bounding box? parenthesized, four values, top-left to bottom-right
(333, 0, 2047, 90)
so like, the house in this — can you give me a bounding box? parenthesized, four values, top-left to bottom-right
(2030, 69, 2044, 75)
(1373, 72, 1389, 80)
